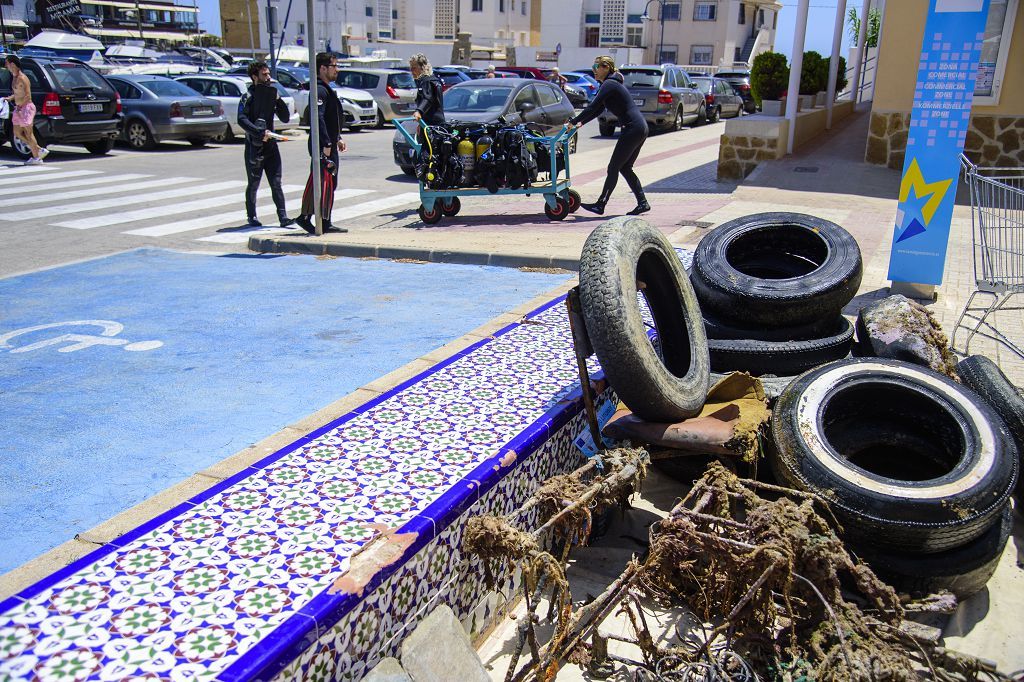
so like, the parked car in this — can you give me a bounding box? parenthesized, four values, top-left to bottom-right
(227, 64, 308, 92)
(495, 66, 547, 80)
(335, 67, 417, 126)
(690, 76, 745, 122)
(392, 78, 575, 176)
(572, 67, 596, 78)
(564, 71, 599, 100)
(562, 82, 589, 108)
(715, 70, 757, 113)
(298, 83, 379, 131)
(597, 65, 705, 136)
(174, 74, 297, 142)
(0, 55, 121, 158)
(434, 68, 472, 92)
(106, 74, 226, 149)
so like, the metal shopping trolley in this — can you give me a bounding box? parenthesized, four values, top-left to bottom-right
(395, 117, 580, 225)
(951, 154, 1024, 359)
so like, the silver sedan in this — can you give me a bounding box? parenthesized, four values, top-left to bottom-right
(106, 75, 228, 150)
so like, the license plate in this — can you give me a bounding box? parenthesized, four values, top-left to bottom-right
(362, 108, 375, 116)
(78, 103, 103, 113)
(632, 98, 644, 106)
(192, 107, 213, 115)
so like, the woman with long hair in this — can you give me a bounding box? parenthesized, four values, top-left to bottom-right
(569, 55, 649, 215)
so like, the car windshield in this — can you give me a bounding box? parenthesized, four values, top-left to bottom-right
(47, 63, 109, 91)
(271, 82, 290, 97)
(388, 72, 415, 88)
(444, 85, 511, 113)
(691, 78, 712, 94)
(716, 72, 749, 79)
(142, 79, 200, 97)
(621, 69, 662, 88)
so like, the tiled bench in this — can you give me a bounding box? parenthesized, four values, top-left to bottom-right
(0, 294, 611, 681)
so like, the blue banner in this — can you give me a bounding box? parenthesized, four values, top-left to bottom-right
(887, 0, 990, 286)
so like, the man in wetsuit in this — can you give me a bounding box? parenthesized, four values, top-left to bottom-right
(238, 60, 293, 227)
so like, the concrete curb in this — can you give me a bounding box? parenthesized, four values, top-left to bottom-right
(249, 235, 580, 272)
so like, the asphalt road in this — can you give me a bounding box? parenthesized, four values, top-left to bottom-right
(0, 124, 624, 278)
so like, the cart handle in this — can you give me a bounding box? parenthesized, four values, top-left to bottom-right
(394, 116, 426, 153)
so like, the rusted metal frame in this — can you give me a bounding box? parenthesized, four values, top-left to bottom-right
(565, 287, 604, 452)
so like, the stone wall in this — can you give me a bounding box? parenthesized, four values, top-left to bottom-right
(866, 110, 1024, 168)
(717, 134, 782, 180)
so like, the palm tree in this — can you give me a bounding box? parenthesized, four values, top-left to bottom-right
(847, 7, 881, 48)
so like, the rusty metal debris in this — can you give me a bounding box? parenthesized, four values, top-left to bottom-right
(466, 457, 1018, 681)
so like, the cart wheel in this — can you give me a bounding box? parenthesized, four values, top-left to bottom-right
(566, 190, 581, 213)
(544, 197, 569, 221)
(418, 204, 443, 225)
(441, 197, 461, 216)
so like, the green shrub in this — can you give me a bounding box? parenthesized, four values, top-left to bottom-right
(800, 51, 827, 95)
(750, 51, 789, 105)
(826, 55, 848, 94)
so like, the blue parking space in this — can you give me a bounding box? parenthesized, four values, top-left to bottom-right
(0, 249, 571, 574)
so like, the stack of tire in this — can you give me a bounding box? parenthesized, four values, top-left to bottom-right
(769, 357, 1019, 599)
(690, 213, 863, 377)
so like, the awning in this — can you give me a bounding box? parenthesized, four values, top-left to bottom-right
(87, 27, 195, 40)
(81, 0, 198, 12)
(2, 19, 29, 27)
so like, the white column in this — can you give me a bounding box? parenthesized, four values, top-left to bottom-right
(826, 0, 848, 128)
(850, 0, 870, 104)
(784, 0, 810, 154)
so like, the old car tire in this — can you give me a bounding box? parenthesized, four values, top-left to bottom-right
(770, 358, 1019, 553)
(957, 354, 1024, 498)
(83, 138, 114, 155)
(857, 503, 1012, 600)
(691, 212, 863, 329)
(708, 316, 854, 376)
(580, 216, 710, 422)
(702, 312, 837, 342)
(125, 119, 156, 150)
(598, 122, 616, 137)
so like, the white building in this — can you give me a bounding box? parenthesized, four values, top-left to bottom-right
(457, 0, 534, 48)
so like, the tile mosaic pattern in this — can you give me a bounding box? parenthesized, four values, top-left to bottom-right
(0, 296, 599, 682)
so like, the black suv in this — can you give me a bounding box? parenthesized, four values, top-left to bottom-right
(715, 71, 757, 114)
(0, 56, 122, 159)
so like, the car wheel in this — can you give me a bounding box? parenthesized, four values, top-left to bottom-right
(187, 137, 209, 147)
(708, 106, 720, 123)
(693, 103, 707, 127)
(598, 122, 615, 137)
(672, 106, 684, 132)
(376, 110, 387, 128)
(83, 138, 114, 155)
(211, 123, 234, 144)
(8, 122, 33, 160)
(125, 119, 156, 150)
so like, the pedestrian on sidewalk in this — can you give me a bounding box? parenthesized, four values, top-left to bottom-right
(485, 65, 497, 79)
(238, 60, 293, 228)
(548, 67, 568, 91)
(4, 56, 48, 165)
(295, 52, 347, 234)
(569, 55, 649, 216)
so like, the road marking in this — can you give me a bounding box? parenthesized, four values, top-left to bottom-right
(55, 183, 301, 230)
(127, 188, 374, 237)
(0, 320, 162, 353)
(0, 170, 101, 187)
(329, 192, 421, 223)
(197, 226, 297, 244)
(0, 176, 172, 207)
(13, 180, 242, 224)
(0, 165, 58, 176)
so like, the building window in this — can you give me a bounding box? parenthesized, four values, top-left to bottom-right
(974, 0, 1018, 104)
(658, 44, 677, 63)
(471, 0, 482, 10)
(738, 3, 745, 23)
(585, 13, 600, 23)
(694, 2, 717, 20)
(297, 21, 304, 34)
(585, 26, 600, 47)
(626, 26, 643, 46)
(661, 3, 680, 20)
(520, 31, 526, 43)
(758, 9, 764, 25)
(734, 46, 742, 61)
(773, 11, 777, 28)
(627, 13, 642, 23)
(499, 0, 504, 12)
(521, 0, 526, 15)
(365, 6, 372, 16)
(690, 44, 714, 64)
(391, 9, 397, 18)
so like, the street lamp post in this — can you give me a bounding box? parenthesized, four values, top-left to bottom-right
(641, 0, 666, 64)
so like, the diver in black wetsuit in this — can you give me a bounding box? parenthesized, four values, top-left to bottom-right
(569, 55, 650, 216)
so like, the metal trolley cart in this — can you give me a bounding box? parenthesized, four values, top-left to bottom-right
(395, 117, 580, 225)
(952, 153, 1024, 359)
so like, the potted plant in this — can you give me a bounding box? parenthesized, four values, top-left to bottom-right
(800, 51, 826, 109)
(825, 55, 849, 99)
(751, 51, 789, 116)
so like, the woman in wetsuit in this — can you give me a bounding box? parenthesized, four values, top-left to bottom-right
(569, 55, 649, 215)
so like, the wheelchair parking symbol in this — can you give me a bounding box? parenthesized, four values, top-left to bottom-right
(0, 320, 163, 354)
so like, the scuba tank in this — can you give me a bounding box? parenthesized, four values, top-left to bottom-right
(458, 138, 475, 186)
(475, 135, 493, 160)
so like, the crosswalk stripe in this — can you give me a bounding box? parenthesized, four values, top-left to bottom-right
(125, 188, 374, 237)
(0, 176, 173, 207)
(330, 192, 421, 223)
(9, 180, 240, 224)
(55, 183, 302, 230)
(0, 170, 101, 187)
(0, 165, 57, 177)
(196, 226, 298, 244)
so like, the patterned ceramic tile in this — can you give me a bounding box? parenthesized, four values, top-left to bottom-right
(0, 293, 608, 682)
